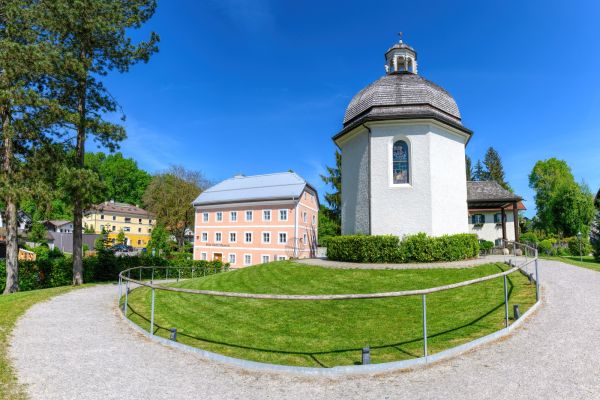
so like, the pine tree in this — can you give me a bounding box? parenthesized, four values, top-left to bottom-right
(320, 150, 342, 225)
(484, 147, 511, 190)
(41, 0, 159, 284)
(473, 160, 489, 181)
(465, 156, 473, 180)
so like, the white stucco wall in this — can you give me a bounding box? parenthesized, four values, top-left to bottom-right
(340, 128, 370, 234)
(369, 123, 434, 236)
(468, 211, 516, 244)
(429, 125, 469, 235)
(339, 120, 470, 238)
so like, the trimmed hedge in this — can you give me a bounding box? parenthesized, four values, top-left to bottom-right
(327, 233, 479, 263)
(0, 247, 227, 293)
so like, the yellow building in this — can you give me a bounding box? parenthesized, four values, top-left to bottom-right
(83, 201, 155, 249)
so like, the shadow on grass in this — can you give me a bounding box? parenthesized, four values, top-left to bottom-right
(123, 266, 524, 368)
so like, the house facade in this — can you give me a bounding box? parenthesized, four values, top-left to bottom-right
(192, 172, 318, 267)
(467, 181, 524, 245)
(83, 201, 155, 249)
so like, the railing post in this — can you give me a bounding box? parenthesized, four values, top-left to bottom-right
(117, 274, 122, 304)
(535, 249, 540, 302)
(422, 294, 428, 359)
(503, 274, 509, 328)
(166, 267, 169, 280)
(139, 267, 142, 282)
(123, 278, 129, 316)
(151, 268, 154, 284)
(150, 287, 156, 336)
(178, 268, 181, 282)
(192, 268, 195, 279)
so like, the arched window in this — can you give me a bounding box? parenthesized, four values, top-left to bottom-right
(392, 140, 409, 184)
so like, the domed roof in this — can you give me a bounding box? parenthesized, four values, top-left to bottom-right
(343, 72, 462, 126)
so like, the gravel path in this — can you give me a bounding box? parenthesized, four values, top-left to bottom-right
(9, 259, 600, 400)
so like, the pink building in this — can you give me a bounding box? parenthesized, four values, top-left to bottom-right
(192, 172, 319, 267)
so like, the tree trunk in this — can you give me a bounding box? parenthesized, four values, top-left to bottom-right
(72, 75, 87, 286)
(2, 109, 19, 294)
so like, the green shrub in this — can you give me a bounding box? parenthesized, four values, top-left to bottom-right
(479, 240, 494, 251)
(327, 235, 401, 263)
(564, 237, 592, 256)
(327, 233, 479, 263)
(538, 239, 555, 255)
(520, 232, 540, 246)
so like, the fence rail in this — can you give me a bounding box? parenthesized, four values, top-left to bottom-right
(118, 240, 540, 365)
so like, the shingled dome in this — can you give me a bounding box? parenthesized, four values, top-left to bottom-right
(335, 39, 471, 141)
(343, 73, 462, 125)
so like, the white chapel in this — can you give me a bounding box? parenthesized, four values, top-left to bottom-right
(334, 38, 473, 237)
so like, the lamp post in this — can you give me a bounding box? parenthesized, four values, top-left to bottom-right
(577, 231, 582, 262)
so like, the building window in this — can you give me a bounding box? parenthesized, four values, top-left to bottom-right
(229, 232, 237, 243)
(494, 213, 503, 224)
(245, 210, 253, 221)
(201, 232, 208, 242)
(262, 255, 270, 264)
(392, 140, 410, 184)
(303, 212, 307, 223)
(230, 211, 237, 222)
(229, 254, 236, 264)
(279, 209, 288, 221)
(312, 215, 316, 225)
(245, 232, 252, 243)
(277, 255, 286, 261)
(215, 232, 222, 242)
(216, 212, 223, 222)
(244, 254, 252, 265)
(123, 227, 131, 232)
(139, 218, 142, 224)
(137, 240, 142, 245)
(112, 226, 116, 231)
(100, 214, 104, 220)
(124, 217, 131, 223)
(148, 228, 152, 233)
(472, 214, 485, 225)
(112, 215, 116, 221)
(203, 212, 209, 222)
(262, 232, 271, 244)
(149, 219, 153, 224)
(278, 232, 287, 244)
(138, 228, 142, 233)
(263, 210, 271, 221)
(303, 233, 307, 243)
(201, 252, 207, 260)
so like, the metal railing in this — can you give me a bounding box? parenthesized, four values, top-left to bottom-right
(118, 241, 540, 363)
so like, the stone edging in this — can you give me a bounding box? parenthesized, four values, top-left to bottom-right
(117, 293, 542, 377)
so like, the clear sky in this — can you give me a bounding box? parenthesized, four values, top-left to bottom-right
(99, 0, 600, 217)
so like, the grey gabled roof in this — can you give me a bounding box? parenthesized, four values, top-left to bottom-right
(467, 181, 522, 203)
(193, 172, 316, 206)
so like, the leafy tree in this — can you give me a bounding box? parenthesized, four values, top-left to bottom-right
(483, 147, 511, 190)
(116, 229, 126, 245)
(147, 224, 170, 256)
(42, 0, 159, 284)
(529, 158, 595, 237)
(465, 155, 473, 180)
(143, 166, 209, 249)
(28, 221, 48, 245)
(320, 150, 341, 224)
(85, 152, 151, 205)
(318, 205, 340, 245)
(472, 160, 489, 181)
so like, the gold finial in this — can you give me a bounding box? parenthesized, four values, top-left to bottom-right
(398, 31, 403, 43)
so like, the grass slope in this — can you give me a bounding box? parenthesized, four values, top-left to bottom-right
(0, 285, 92, 400)
(542, 255, 600, 272)
(125, 261, 536, 368)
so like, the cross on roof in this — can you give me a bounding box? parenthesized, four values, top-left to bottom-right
(398, 31, 403, 42)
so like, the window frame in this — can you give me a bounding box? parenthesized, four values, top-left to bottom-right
(261, 255, 270, 264)
(390, 138, 412, 187)
(228, 253, 236, 265)
(262, 209, 272, 221)
(245, 210, 253, 221)
(244, 254, 252, 266)
(262, 231, 271, 244)
(215, 232, 222, 243)
(202, 212, 209, 223)
(244, 232, 252, 243)
(230, 211, 237, 222)
(279, 209, 288, 221)
(216, 212, 223, 222)
(278, 232, 288, 244)
(229, 232, 237, 243)
(201, 232, 208, 242)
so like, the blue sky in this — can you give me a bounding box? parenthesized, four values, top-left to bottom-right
(99, 0, 600, 217)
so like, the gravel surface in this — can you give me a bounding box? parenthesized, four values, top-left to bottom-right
(9, 259, 600, 400)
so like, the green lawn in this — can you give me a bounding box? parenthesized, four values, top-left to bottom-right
(0, 285, 91, 400)
(125, 261, 537, 367)
(542, 255, 600, 272)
